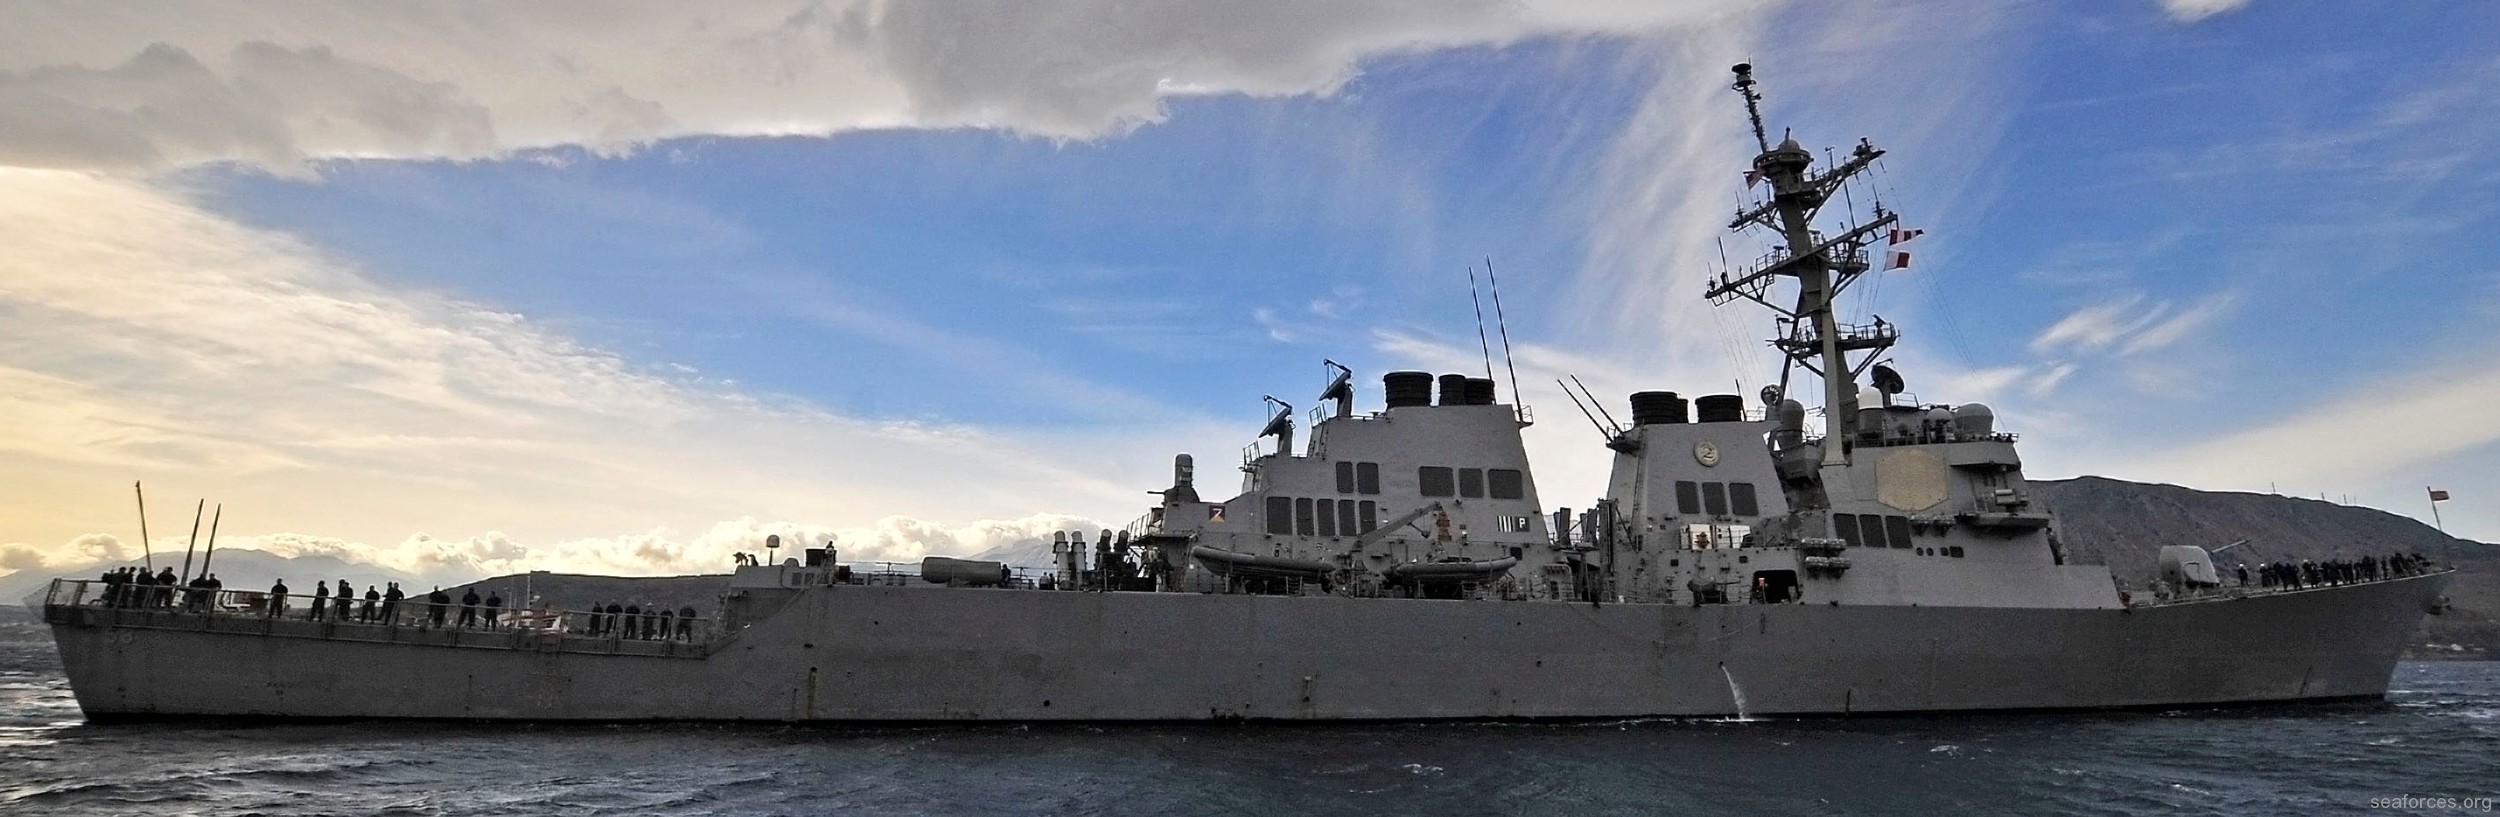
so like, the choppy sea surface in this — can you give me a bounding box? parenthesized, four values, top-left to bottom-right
(3, 629, 2495, 816)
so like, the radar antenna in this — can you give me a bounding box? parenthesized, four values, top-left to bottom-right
(1705, 63, 1903, 467)
(1731, 61, 1772, 154)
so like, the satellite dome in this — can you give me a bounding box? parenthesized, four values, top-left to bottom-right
(1953, 403, 1996, 436)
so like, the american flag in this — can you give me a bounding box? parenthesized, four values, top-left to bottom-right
(2429, 488, 2451, 502)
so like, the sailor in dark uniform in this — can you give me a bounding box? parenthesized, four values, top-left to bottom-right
(268, 579, 290, 617)
(483, 591, 503, 629)
(458, 588, 481, 628)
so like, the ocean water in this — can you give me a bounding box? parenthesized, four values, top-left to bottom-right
(2, 634, 2494, 816)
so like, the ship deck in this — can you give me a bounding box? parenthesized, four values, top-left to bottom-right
(37, 580, 715, 660)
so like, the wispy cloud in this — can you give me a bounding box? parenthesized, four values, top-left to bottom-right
(2130, 357, 2500, 489)
(1252, 307, 1302, 343)
(2032, 295, 2158, 355)
(2157, 0, 2251, 23)
(1552, 0, 2034, 410)
(2029, 292, 2234, 358)
(2119, 293, 2233, 355)
(0, 0, 1744, 175)
(2028, 362, 2079, 397)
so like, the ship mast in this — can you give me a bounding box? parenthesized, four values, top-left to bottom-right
(1705, 63, 1898, 467)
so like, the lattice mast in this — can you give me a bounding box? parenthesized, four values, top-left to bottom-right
(1705, 63, 1899, 467)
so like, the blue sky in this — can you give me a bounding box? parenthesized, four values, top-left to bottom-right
(189, 40, 1652, 430)
(4, 0, 2496, 581)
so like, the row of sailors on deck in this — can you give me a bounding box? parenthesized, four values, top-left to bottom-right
(2243, 552, 2432, 590)
(96, 566, 201, 609)
(583, 603, 698, 641)
(267, 581, 511, 629)
(92, 570, 698, 640)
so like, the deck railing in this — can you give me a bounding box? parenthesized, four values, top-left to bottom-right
(39, 579, 718, 655)
(2138, 557, 2448, 606)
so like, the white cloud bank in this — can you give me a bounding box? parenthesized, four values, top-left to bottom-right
(0, 169, 1209, 577)
(0, 0, 1746, 175)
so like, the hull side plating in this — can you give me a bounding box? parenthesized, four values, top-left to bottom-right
(52, 572, 2446, 722)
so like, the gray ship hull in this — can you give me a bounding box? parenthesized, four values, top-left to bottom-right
(48, 572, 2447, 722)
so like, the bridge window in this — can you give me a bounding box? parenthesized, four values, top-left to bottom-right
(1336, 462, 1356, 494)
(1702, 482, 1729, 516)
(1358, 500, 1378, 533)
(1337, 499, 1358, 536)
(1459, 468, 1485, 498)
(1833, 513, 1862, 547)
(1316, 499, 1338, 536)
(1295, 498, 1316, 536)
(1419, 466, 1456, 497)
(1356, 462, 1381, 495)
(1675, 481, 1702, 516)
(1729, 482, 1760, 516)
(1266, 496, 1292, 535)
(1885, 515, 1915, 549)
(1489, 469, 1525, 500)
(1856, 513, 1889, 548)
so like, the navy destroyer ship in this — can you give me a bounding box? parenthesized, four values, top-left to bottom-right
(36, 65, 2450, 722)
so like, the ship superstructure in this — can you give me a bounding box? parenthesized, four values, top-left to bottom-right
(34, 65, 2451, 723)
(1128, 63, 2115, 613)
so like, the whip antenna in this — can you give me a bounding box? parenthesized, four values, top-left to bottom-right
(1485, 257, 1523, 408)
(182, 498, 205, 583)
(1468, 264, 1495, 381)
(133, 481, 154, 572)
(1558, 378, 1612, 440)
(1570, 374, 1625, 433)
(199, 504, 222, 577)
